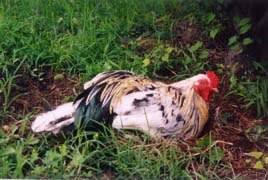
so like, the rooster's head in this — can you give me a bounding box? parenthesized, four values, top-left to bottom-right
(193, 71, 219, 101)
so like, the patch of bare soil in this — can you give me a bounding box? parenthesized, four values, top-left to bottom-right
(206, 99, 268, 179)
(7, 71, 82, 121)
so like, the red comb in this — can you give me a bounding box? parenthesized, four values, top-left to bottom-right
(206, 71, 219, 88)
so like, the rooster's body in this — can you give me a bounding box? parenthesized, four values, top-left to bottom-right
(31, 70, 219, 140)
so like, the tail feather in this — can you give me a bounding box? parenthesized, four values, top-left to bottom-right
(48, 117, 75, 134)
(31, 102, 75, 134)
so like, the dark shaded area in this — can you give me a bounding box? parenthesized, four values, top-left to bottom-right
(224, 0, 268, 62)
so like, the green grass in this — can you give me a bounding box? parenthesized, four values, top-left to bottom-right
(0, 0, 182, 77)
(0, 0, 268, 179)
(0, 123, 228, 179)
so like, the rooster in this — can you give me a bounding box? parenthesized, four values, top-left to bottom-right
(31, 70, 219, 140)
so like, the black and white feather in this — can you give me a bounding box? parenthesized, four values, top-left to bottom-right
(31, 70, 209, 139)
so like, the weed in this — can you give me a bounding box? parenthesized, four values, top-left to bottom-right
(228, 17, 253, 54)
(227, 68, 268, 117)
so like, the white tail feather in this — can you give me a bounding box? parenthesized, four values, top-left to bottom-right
(31, 102, 75, 134)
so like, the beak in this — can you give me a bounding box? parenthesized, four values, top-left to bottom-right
(212, 88, 219, 93)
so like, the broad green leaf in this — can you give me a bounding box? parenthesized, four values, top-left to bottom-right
(183, 57, 192, 65)
(210, 28, 219, 39)
(245, 159, 251, 164)
(54, 74, 64, 80)
(264, 156, 268, 165)
(249, 151, 263, 159)
(238, 18, 250, 27)
(228, 36, 238, 46)
(162, 53, 169, 62)
(253, 161, 263, 170)
(166, 47, 173, 54)
(199, 50, 209, 59)
(189, 41, 203, 53)
(242, 38, 253, 45)
(143, 58, 150, 67)
(239, 24, 251, 35)
(207, 13, 215, 24)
